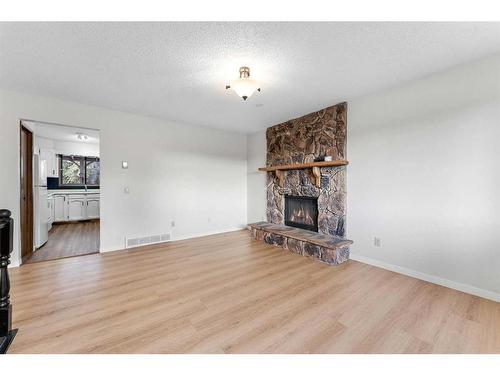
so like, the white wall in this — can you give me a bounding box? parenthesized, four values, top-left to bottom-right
(246, 54, 500, 300)
(34, 136, 54, 153)
(348, 54, 500, 300)
(0, 89, 247, 267)
(53, 139, 99, 157)
(246, 130, 267, 223)
(35, 136, 100, 157)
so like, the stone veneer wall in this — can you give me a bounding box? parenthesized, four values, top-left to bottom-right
(266, 102, 347, 237)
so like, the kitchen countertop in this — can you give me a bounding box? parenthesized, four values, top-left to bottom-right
(48, 190, 100, 195)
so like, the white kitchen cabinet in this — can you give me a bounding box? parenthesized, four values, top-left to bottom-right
(52, 192, 100, 222)
(40, 148, 58, 178)
(47, 195, 55, 230)
(67, 195, 86, 221)
(53, 154, 60, 177)
(53, 194, 67, 222)
(86, 195, 100, 219)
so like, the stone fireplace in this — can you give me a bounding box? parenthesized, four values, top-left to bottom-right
(248, 101, 352, 265)
(284, 195, 318, 232)
(266, 102, 347, 237)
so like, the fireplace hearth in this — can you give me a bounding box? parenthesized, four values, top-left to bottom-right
(284, 195, 318, 232)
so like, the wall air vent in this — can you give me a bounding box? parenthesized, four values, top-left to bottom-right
(125, 232, 171, 249)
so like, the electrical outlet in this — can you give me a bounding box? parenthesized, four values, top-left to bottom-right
(374, 237, 381, 247)
(171, 221, 175, 227)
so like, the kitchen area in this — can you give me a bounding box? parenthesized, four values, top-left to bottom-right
(23, 120, 100, 263)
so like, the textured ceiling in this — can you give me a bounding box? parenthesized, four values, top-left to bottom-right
(1, 22, 500, 133)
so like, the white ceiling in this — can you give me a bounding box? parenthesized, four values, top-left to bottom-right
(24, 121, 100, 144)
(2, 22, 500, 133)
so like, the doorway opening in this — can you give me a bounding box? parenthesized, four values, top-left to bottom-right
(20, 120, 101, 264)
(20, 124, 34, 263)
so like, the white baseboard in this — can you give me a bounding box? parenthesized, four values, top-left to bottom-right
(349, 253, 500, 303)
(8, 259, 20, 268)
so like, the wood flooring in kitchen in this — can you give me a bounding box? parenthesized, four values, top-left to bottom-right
(25, 220, 99, 264)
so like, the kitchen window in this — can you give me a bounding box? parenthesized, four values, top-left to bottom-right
(60, 155, 100, 186)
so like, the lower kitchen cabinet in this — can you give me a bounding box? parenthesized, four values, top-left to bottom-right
(52, 193, 100, 222)
(86, 195, 100, 219)
(47, 195, 55, 231)
(67, 195, 87, 221)
(53, 195, 67, 222)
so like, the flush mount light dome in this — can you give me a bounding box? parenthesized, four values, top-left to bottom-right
(76, 133, 89, 141)
(226, 66, 261, 101)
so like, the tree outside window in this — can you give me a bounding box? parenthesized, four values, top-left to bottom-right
(85, 157, 100, 185)
(60, 155, 100, 186)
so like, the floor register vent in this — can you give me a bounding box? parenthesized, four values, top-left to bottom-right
(125, 232, 171, 249)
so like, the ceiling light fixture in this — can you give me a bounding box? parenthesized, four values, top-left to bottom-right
(226, 66, 261, 101)
(76, 133, 89, 141)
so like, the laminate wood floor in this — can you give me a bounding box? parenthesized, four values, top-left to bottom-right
(26, 220, 99, 264)
(9, 230, 500, 353)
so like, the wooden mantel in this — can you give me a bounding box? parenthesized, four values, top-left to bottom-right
(258, 160, 348, 172)
(258, 160, 348, 188)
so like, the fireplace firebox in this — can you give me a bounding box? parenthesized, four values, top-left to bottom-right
(284, 195, 318, 232)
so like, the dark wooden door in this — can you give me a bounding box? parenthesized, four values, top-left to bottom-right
(20, 125, 34, 262)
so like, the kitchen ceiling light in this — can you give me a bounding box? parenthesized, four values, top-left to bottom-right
(226, 66, 261, 101)
(76, 133, 89, 141)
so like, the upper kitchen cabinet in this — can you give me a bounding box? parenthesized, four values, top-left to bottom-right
(40, 148, 59, 178)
